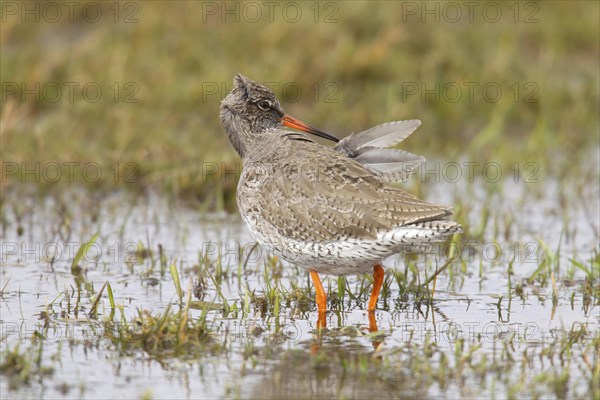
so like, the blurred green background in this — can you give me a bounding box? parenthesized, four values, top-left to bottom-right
(1, 1, 598, 209)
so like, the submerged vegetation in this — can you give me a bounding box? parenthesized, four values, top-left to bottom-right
(1, 186, 598, 397)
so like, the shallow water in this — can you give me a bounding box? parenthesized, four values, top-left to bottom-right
(1, 172, 598, 399)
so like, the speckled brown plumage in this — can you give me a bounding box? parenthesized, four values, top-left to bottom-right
(220, 74, 461, 312)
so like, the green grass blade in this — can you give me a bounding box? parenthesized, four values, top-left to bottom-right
(170, 264, 183, 304)
(71, 232, 99, 274)
(107, 282, 115, 309)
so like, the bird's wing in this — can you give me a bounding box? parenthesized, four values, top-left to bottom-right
(334, 120, 422, 154)
(334, 120, 425, 182)
(242, 143, 451, 243)
(354, 148, 425, 183)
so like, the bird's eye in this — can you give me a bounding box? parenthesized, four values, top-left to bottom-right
(257, 100, 271, 111)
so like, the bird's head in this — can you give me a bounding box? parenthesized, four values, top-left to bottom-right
(220, 74, 338, 158)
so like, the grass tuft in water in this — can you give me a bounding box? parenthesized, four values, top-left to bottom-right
(0, 342, 54, 391)
(102, 302, 221, 361)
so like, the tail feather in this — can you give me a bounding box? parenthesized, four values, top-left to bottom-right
(409, 220, 463, 236)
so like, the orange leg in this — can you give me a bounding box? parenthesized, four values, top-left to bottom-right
(368, 311, 378, 333)
(368, 264, 385, 311)
(310, 271, 327, 312)
(368, 311, 382, 349)
(310, 271, 327, 329)
(316, 310, 326, 330)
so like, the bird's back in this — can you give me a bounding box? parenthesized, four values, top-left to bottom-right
(238, 132, 459, 248)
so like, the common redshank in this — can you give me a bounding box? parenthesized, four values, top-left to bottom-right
(220, 74, 461, 323)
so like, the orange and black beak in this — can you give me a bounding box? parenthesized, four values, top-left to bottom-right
(282, 115, 339, 143)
